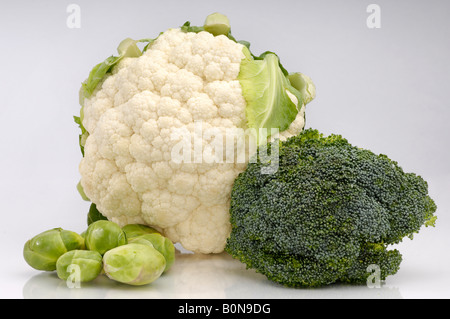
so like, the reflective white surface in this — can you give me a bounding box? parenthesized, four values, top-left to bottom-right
(21, 249, 406, 299)
(16, 238, 450, 299)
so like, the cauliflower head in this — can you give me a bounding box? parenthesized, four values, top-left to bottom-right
(77, 14, 315, 253)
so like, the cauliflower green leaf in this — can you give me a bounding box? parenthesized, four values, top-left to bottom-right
(80, 38, 157, 99)
(238, 51, 302, 142)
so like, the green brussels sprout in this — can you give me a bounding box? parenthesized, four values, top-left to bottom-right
(103, 243, 166, 286)
(130, 234, 175, 272)
(122, 224, 159, 241)
(85, 220, 127, 255)
(87, 203, 107, 226)
(23, 228, 85, 271)
(56, 250, 102, 282)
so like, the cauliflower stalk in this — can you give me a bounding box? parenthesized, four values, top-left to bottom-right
(75, 13, 315, 253)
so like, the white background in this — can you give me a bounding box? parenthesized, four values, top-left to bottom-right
(0, 0, 449, 299)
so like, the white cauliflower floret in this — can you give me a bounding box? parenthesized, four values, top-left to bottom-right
(79, 28, 310, 253)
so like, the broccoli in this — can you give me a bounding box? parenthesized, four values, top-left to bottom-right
(225, 129, 437, 287)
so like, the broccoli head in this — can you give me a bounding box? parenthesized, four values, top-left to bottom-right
(225, 129, 437, 287)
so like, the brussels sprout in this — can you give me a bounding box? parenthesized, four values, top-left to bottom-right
(85, 220, 127, 255)
(23, 228, 85, 271)
(130, 234, 175, 272)
(103, 243, 166, 286)
(87, 203, 107, 226)
(122, 224, 159, 241)
(56, 250, 102, 282)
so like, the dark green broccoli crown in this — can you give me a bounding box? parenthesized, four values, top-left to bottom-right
(225, 129, 436, 287)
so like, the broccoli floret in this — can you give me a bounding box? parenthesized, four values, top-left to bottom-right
(225, 129, 437, 287)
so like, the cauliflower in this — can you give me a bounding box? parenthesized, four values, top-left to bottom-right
(76, 13, 315, 253)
